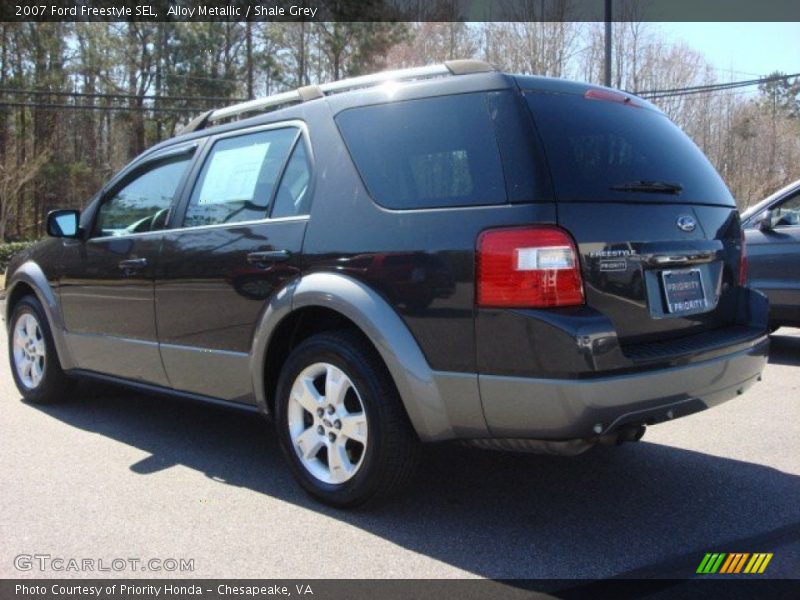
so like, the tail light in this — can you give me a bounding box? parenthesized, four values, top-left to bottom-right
(739, 229, 748, 286)
(477, 226, 585, 308)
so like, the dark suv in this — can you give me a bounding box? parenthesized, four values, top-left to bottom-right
(5, 60, 769, 506)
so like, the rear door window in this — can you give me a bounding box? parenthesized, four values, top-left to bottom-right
(183, 127, 298, 227)
(271, 140, 312, 218)
(336, 93, 507, 209)
(524, 91, 735, 205)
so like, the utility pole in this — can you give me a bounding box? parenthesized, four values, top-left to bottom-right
(246, 20, 254, 99)
(604, 0, 612, 87)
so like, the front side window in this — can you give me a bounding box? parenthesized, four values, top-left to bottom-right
(184, 128, 297, 228)
(94, 156, 192, 237)
(336, 93, 507, 209)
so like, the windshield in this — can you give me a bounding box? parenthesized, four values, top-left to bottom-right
(524, 90, 735, 206)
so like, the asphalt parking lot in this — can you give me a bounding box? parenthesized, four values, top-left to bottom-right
(0, 323, 798, 580)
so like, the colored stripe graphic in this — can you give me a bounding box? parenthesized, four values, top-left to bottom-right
(698, 552, 773, 574)
(697, 553, 726, 574)
(719, 554, 736, 574)
(744, 553, 773, 574)
(733, 553, 750, 573)
(696, 554, 713, 573)
(758, 554, 773, 573)
(720, 553, 749, 573)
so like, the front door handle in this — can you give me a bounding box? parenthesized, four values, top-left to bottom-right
(247, 250, 291, 265)
(118, 258, 148, 270)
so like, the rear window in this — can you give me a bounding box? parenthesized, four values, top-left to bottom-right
(336, 93, 507, 209)
(524, 91, 735, 205)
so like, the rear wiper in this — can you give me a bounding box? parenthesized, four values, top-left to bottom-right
(610, 180, 684, 194)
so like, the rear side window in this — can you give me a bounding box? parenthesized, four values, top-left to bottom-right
(271, 140, 312, 218)
(336, 93, 507, 209)
(524, 91, 735, 205)
(184, 128, 297, 227)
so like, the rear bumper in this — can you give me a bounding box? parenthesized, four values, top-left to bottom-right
(478, 333, 768, 439)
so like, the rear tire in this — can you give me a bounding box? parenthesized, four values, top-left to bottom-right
(8, 295, 75, 404)
(275, 330, 420, 507)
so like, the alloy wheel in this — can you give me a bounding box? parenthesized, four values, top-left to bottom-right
(286, 362, 368, 484)
(13, 313, 46, 389)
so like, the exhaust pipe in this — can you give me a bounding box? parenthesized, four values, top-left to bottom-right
(597, 424, 646, 446)
(464, 424, 647, 455)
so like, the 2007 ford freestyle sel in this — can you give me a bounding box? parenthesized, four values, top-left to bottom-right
(5, 60, 769, 506)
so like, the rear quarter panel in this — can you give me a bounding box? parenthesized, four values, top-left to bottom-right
(300, 101, 557, 373)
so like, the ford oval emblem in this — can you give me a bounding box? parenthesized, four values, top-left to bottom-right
(676, 215, 696, 232)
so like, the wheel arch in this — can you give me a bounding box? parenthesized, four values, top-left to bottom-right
(5, 261, 76, 370)
(6, 280, 37, 322)
(250, 272, 459, 441)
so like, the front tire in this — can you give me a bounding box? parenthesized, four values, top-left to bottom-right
(275, 330, 420, 507)
(8, 295, 74, 404)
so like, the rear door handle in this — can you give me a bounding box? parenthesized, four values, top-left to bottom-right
(247, 250, 291, 265)
(118, 258, 148, 270)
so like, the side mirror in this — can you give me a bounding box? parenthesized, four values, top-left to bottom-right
(757, 210, 774, 232)
(46, 209, 81, 238)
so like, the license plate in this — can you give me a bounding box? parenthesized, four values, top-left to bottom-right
(661, 268, 706, 314)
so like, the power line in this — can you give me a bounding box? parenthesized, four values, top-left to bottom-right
(3, 70, 798, 114)
(0, 87, 248, 103)
(638, 74, 797, 98)
(0, 101, 203, 113)
(670, 88, 764, 100)
(636, 71, 799, 99)
(707, 66, 762, 79)
(164, 72, 245, 85)
(643, 87, 759, 101)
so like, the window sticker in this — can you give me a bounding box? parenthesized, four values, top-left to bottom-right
(197, 141, 271, 205)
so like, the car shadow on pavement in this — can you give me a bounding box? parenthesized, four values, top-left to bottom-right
(768, 331, 800, 367)
(30, 387, 800, 580)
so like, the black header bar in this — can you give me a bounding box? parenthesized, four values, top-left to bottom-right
(2, 0, 800, 23)
(2, 579, 800, 600)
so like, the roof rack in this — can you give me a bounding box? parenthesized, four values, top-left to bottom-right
(180, 59, 494, 134)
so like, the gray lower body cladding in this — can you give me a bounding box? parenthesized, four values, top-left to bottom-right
(477, 335, 768, 440)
